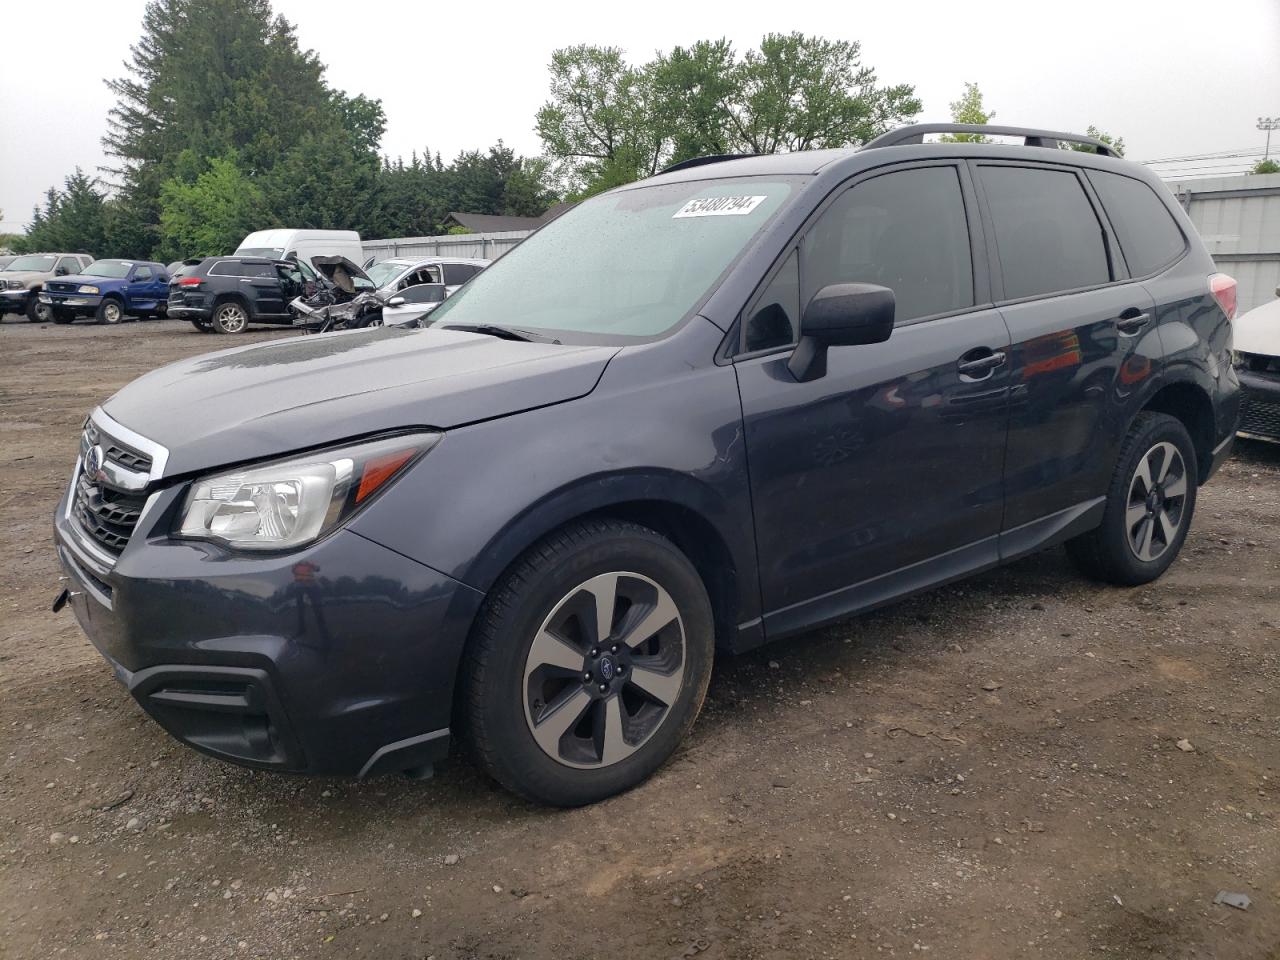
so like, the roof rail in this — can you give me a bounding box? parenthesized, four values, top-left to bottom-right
(862, 124, 1117, 157)
(661, 153, 758, 174)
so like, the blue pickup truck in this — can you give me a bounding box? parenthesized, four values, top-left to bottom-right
(40, 259, 170, 324)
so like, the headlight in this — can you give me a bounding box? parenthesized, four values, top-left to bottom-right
(78, 285, 100, 294)
(176, 432, 440, 551)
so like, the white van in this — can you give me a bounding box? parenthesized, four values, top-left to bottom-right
(235, 229, 363, 266)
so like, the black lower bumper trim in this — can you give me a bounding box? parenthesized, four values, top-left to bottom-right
(128, 664, 306, 771)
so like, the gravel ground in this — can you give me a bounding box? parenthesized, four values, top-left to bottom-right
(2, 317, 1280, 960)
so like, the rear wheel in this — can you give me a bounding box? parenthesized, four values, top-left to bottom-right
(1066, 412, 1198, 585)
(212, 301, 249, 334)
(462, 519, 714, 806)
(95, 298, 123, 325)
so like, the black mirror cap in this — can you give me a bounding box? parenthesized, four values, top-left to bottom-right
(788, 283, 895, 382)
(801, 283, 895, 346)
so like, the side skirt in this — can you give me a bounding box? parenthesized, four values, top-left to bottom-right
(732, 498, 1106, 652)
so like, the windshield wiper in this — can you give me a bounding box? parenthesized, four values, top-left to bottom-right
(443, 323, 560, 344)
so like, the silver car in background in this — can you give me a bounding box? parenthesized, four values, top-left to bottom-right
(363, 256, 490, 325)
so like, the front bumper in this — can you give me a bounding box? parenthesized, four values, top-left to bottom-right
(1238, 368, 1280, 442)
(53, 479, 484, 777)
(41, 292, 102, 314)
(0, 288, 32, 311)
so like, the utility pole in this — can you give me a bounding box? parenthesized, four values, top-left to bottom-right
(1260, 117, 1280, 161)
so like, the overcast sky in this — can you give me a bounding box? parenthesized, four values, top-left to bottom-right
(2, 0, 1277, 234)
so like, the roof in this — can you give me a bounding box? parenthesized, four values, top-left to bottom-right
(443, 201, 576, 235)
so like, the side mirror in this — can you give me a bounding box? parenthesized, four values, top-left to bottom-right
(787, 283, 895, 382)
(387, 296, 406, 307)
(55, 267, 69, 276)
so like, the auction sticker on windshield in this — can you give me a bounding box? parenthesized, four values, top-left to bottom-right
(673, 196, 768, 218)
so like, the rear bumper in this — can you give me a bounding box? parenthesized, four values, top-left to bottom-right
(53, 481, 485, 777)
(168, 305, 213, 320)
(1238, 369, 1280, 443)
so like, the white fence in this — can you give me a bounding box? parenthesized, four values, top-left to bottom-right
(361, 230, 531, 264)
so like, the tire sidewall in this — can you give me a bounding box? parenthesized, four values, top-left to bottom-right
(27, 295, 50, 323)
(1098, 414, 1198, 584)
(96, 299, 123, 325)
(474, 528, 714, 806)
(213, 302, 248, 334)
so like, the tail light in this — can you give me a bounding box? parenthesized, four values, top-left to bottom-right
(1208, 273, 1237, 321)
(177, 276, 204, 288)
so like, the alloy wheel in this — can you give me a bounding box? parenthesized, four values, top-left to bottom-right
(1125, 440, 1187, 562)
(215, 303, 247, 333)
(522, 571, 686, 769)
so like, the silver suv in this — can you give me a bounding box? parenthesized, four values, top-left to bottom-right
(0, 252, 95, 322)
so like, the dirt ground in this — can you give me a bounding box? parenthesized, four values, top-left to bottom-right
(2, 316, 1279, 960)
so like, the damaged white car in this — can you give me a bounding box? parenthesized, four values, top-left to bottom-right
(1234, 290, 1280, 443)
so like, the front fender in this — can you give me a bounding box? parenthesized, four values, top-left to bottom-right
(350, 325, 759, 633)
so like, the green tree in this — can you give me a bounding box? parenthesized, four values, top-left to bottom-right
(535, 45, 663, 196)
(1252, 158, 1280, 174)
(729, 34, 919, 154)
(537, 35, 920, 197)
(1070, 125, 1125, 157)
(18, 170, 109, 255)
(939, 82, 994, 142)
(156, 155, 264, 259)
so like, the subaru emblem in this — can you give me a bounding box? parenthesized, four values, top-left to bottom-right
(85, 445, 104, 481)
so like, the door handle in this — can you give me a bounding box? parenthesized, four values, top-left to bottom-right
(1115, 309, 1151, 335)
(957, 349, 1007, 378)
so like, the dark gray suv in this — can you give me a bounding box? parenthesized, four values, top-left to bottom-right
(53, 125, 1240, 806)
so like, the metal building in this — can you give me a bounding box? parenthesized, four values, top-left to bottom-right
(1166, 172, 1280, 315)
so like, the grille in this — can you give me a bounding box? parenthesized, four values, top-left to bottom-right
(73, 471, 147, 554)
(84, 419, 154, 473)
(74, 420, 154, 556)
(45, 281, 77, 293)
(1240, 393, 1280, 441)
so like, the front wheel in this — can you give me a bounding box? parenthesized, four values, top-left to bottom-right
(51, 308, 74, 325)
(95, 299, 124, 325)
(1066, 412, 1198, 585)
(461, 519, 714, 806)
(211, 301, 249, 334)
(27, 295, 51, 323)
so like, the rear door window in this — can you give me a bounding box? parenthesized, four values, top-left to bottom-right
(801, 165, 975, 325)
(1087, 170, 1186, 276)
(978, 165, 1111, 300)
(444, 263, 478, 285)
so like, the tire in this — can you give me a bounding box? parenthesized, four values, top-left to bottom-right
(190, 319, 214, 333)
(26, 295, 51, 323)
(51, 308, 74, 325)
(211, 300, 249, 334)
(461, 519, 715, 806)
(95, 298, 124, 325)
(1066, 412, 1198, 585)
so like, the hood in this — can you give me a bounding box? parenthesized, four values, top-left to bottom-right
(0, 270, 51, 286)
(311, 256, 372, 295)
(49, 273, 123, 288)
(1235, 298, 1280, 357)
(101, 327, 619, 477)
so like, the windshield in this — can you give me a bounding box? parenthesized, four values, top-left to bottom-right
(5, 254, 57, 272)
(83, 260, 134, 279)
(430, 177, 799, 341)
(366, 261, 409, 288)
(236, 246, 285, 259)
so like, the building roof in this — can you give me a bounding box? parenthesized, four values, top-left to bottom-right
(443, 201, 576, 235)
